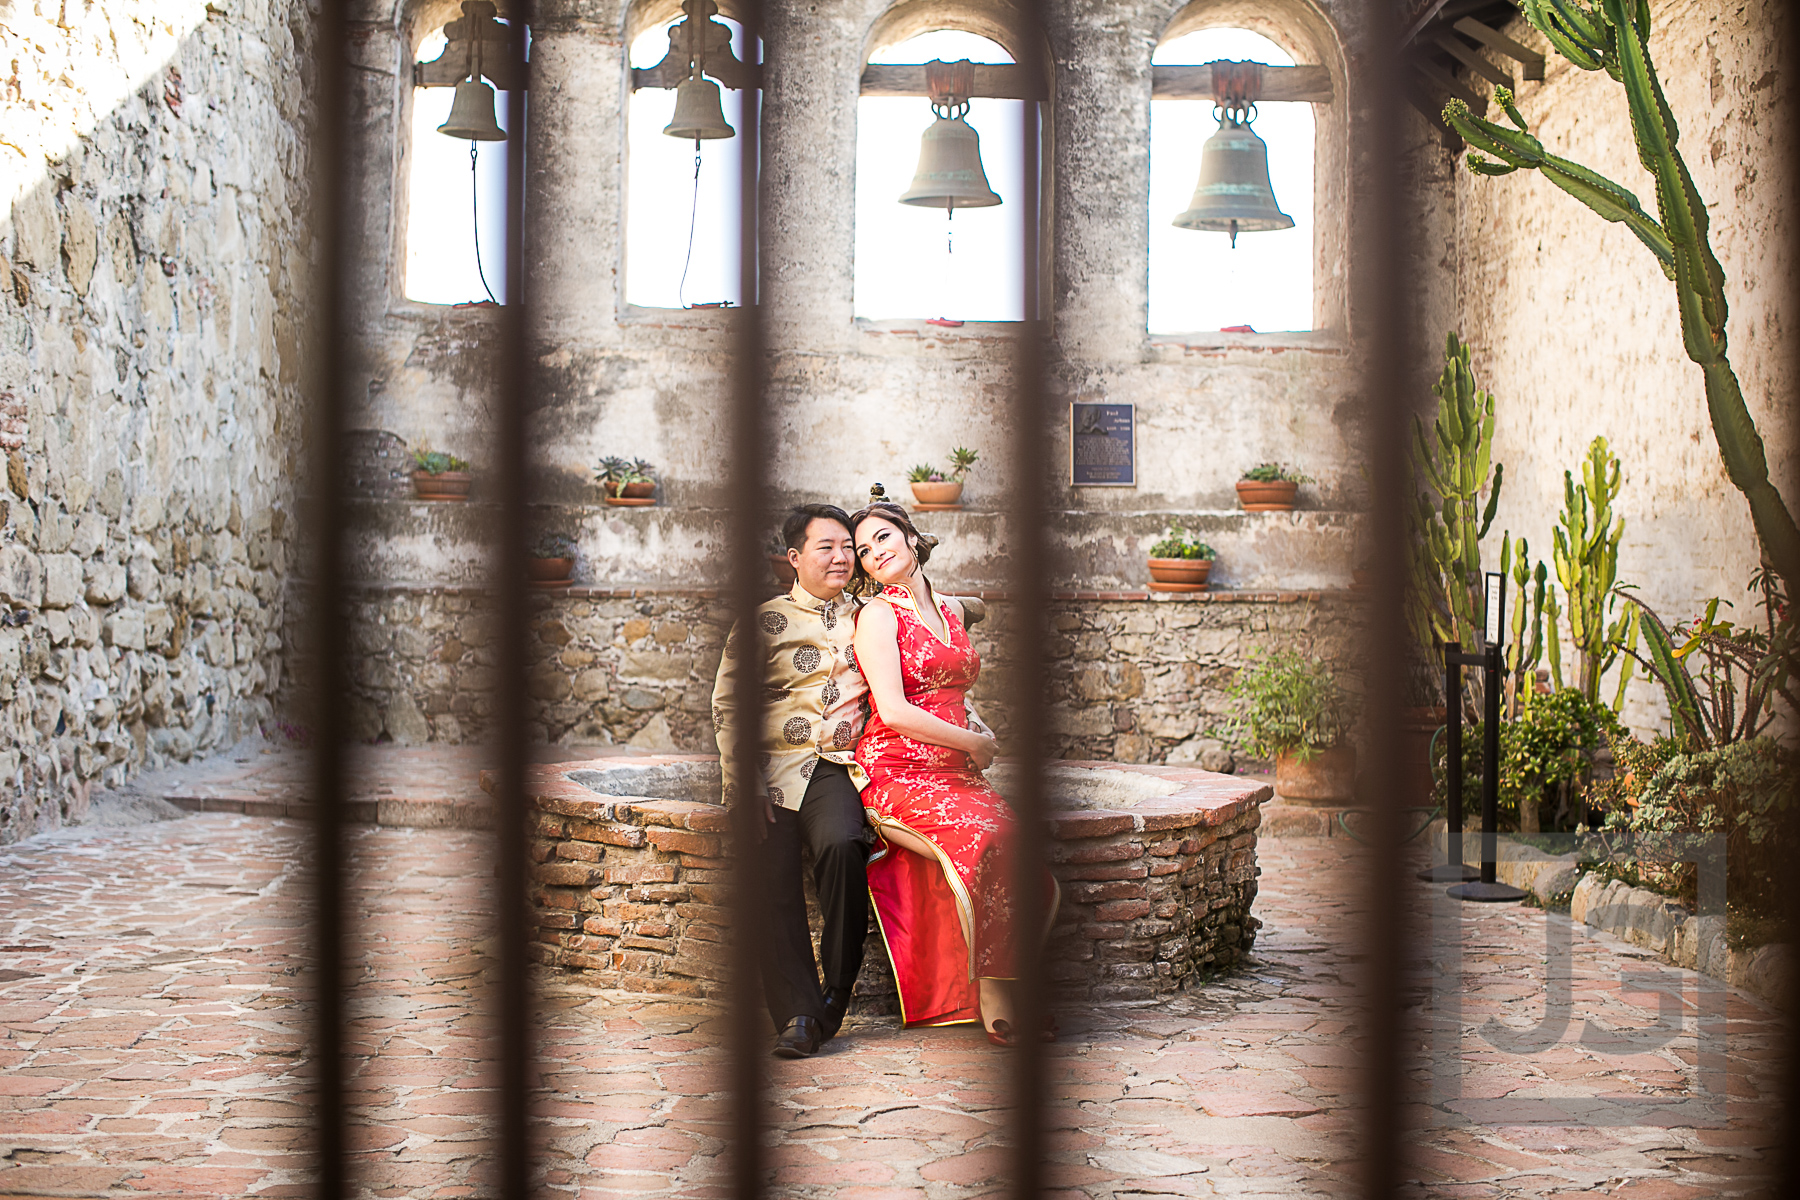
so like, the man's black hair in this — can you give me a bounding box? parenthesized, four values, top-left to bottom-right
(783, 504, 853, 552)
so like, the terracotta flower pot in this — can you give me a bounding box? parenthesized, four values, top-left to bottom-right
(1236, 480, 1299, 512)
(1146, 557, 1212, 592)
(412, 470, 471, 501)
(910, 480, 964, 508)
(768, 553, 797, 588)
(1274, 744, 1357, 804)
(621, 480, 656, 499)
(527, 556, 573, 583)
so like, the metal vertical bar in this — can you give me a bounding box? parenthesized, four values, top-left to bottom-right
(1006, 5, 1048, 1198)
(307, 3, 352, 1196)
(1780, 1, 1800, 1186)
(1444, 644, 1462, 854)
(1478, 645, 1500, 885)
(1352, 0, 1412, 1194)
(493, 11, 535, 1197)
(725, 3, 768, 1198)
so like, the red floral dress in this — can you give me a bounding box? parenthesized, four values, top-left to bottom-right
(856, 585, 1054, 1027)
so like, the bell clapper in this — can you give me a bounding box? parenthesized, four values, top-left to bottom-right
(1229, 218, 1238, 249)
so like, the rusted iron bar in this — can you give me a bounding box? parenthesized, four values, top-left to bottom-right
(848, 62, 1334, 103)
(492, 11, 535, 1196)
(307, 2, 352, 1196)
(1353, 0, 1414, 1192)
(1004, 10, 1049, 1200)
(725, 2, 768, 1197)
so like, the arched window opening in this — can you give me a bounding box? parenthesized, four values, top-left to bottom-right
(404, 17, 524, 306)
(854, 29, 1031, 323)
(1149, 27, 1314, 335)
(625, 11, 760, 310)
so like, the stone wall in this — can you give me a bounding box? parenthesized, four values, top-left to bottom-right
(1447, 0, 1795, 732)
(0, 2, 313, 841)
(320, 584, 1363, 770)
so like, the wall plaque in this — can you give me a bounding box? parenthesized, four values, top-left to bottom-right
(1070, 402, 1135, 487)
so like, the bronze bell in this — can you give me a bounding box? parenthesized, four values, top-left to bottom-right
(1172, 115, 1292, 247)
(899, 114, 1001, 211)
(437, 79, 506, 141)
(664, 75, 735, 141)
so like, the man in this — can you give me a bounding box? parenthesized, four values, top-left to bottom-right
(712, 504, 872, 1059)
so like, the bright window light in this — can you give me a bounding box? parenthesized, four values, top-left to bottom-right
(625, 16, 759, 309)
(404, 29, 514, 306)
(1149, 27, 1314, 334)
(854, 30, 1030, 323)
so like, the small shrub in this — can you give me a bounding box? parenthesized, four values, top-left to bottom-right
(412, 446, 471, 474)
(1240, 462, 1314, 484)
(530, 532, 578, 559)
(1224, 649, 1344, 761)
(1148, 522, 1216, 561)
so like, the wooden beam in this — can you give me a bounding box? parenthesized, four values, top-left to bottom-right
(1453, 16, 1545, 80)
(1414, 59, 1487, 110)
(854, 62, 1331, 103)
(1430, 32, 1512, 89)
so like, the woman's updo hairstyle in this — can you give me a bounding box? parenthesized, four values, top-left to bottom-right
(848, 485, 939, 595)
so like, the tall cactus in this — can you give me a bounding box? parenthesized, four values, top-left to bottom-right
(1498, 531, 1550, 716)
(1406, 333, 1504, 713)
(1551, 436, 1638, 711)
(1441, 0, 1800, 597)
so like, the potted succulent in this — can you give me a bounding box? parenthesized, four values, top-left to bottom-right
(1236, 462, 1313, 512)
(1225, 649, 1355, 803)
(411, 446, 472, 501)
(1146, 522, 1216, 592)
(596, 456, 657, 505)
(908, 446, 979, 509)
(528, 532, 577, 587)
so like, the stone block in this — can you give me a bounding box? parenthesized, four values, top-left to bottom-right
(103, 609, 146, 651)
(84, 562, 126, 605)
(0, 545, 42, 607)
(620, 650, 694, 682)
(383, 692, 432, 746)
(41, 554, 81, 609)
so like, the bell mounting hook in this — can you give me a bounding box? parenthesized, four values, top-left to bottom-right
(925, 59, 976, 121)
(1208, 59, 1263, 127)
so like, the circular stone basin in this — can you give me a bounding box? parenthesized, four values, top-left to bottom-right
(506, 755, 1267, 1007)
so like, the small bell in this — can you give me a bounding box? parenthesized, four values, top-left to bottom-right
(1172, 114, 1292, 246)
(899, 114, 1001, 211)
(437, 79, 506, 141)
(664, 75, 735, 141)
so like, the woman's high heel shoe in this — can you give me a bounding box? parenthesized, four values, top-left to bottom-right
(985, 1019, 1021, 1047)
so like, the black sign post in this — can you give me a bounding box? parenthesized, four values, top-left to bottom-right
(1417, 639, 1478, 883)
(1447, 572, 1527, 903)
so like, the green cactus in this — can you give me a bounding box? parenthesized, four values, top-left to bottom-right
(1498, 532, 1550, 717)
(1550, 436, 1637, 711)
(1441, 0, 1800, 598)
(1406, 333, 1504, 713)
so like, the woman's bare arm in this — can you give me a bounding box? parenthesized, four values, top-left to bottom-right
(856, 599, 994, 764)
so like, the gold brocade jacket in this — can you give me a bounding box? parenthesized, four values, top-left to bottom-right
(711, 583, 871, 811)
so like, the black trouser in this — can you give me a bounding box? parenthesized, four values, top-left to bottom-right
(759, 760, 870, 1030)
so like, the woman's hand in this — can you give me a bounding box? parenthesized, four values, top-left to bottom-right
(965, 732, 998, 771)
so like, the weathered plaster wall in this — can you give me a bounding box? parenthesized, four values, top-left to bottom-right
(0, 2, 312, 841)
(333, 0, 1432, 597)
(1451, 0, 1795, 731)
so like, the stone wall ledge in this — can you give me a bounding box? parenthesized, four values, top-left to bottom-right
(306, 580, 1356, 604)
(1428, 828, 1793, 1012)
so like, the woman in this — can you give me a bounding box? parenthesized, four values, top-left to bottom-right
(849, 499, 1056, 1044)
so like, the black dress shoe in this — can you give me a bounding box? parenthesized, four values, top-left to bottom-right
(773, 1015, 824, 1059)
(820, 987, 853, 1041)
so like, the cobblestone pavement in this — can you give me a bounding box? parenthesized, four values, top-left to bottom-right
(0, 754, 1787, 1198)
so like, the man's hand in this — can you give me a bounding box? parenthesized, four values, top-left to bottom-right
(966, 733, 998, 771)
(752, 791, 777, 841)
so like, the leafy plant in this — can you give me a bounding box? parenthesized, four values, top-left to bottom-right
(1616, 567, 1800, 751)
(1224, 649, 1344, 761)
(1148, 522, 1216, 561)
(909, 448, 981, 484)
(1240, 462, 1313, 484)
(1589, 733, 1794, 918)
(530, 532, 578, 559)
(1498, 532, 1554, 718)
(411, 446, 470, 475)
(1438, 688, 1622, 831)
(595, 456, 655, 496)
(1552, 436, 1638, 710)
(1441, 7, 1800, 597)
(1405, 332, 1504, 717)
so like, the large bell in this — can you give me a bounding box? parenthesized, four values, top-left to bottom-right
(1172, 116, 1292, 247)
(899, 115, 1001, 211)
(437, 79, 506, 141)
(663, 75, 735, 141)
